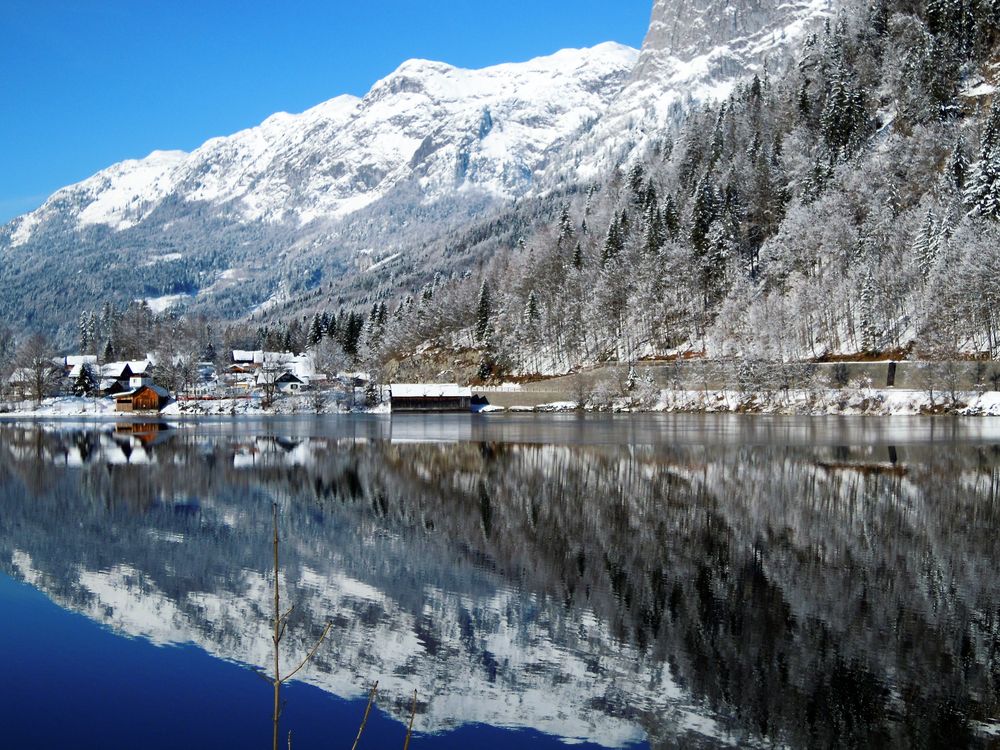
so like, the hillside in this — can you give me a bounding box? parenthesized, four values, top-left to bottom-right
(364, 0, 1000, 379)
(0, 0, 827, 346)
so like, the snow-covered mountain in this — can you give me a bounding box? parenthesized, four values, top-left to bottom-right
(0, 0, 831, 337)
(8, 43, 637, 244)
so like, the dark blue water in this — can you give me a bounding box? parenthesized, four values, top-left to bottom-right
(0, 573, 623, 750)
(1, 415, 999, 748)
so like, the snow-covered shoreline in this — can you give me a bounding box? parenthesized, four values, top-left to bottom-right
(587, 388, 1000, 416)
(3, 389, 1000, 418)
(0, 395, 387, 419)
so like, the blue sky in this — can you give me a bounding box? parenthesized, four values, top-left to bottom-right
(0, 1, 651, 224)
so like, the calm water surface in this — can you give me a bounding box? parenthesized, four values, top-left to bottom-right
(1, 414, 998, 749)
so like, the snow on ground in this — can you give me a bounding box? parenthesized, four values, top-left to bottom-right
(160, 395, 382, 416)
(632, 388, 1000, 416)
(144, 252, 184, 265)
(76, 150, 188, 230)
(364, 252, 402, 273)
(4, 390, 1000, 418)
(478, 388, 1000, 416)
(0, 397, 117, 417)
(143, 293, 193, 314)
(973, 720, 1000, 738)
(961, 82, 997, 98)
(196, 267, 250, 297)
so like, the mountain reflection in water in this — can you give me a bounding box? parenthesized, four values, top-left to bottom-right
(0, 415, 999, 749)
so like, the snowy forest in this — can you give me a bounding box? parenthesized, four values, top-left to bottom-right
(327, 0, 1000, 377)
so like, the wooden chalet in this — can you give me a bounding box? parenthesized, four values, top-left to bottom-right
(115, 383, 169, 413)
(389, 384, 472, 412)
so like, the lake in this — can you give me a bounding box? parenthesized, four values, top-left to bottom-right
(0, 414, 998, 748)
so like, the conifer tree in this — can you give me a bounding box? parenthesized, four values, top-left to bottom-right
(912, 208, 938, 279)
(524, 291, 540, 327)
(78, 313, 92, 353)
(557, 204, 575, 245)
(965, 150, 1000, 219)
(643, 204, 665, 254)
(662, 194, 680, 240)
(821, 57, 867, 157)
(325, 312, 339, 340)
(475, 280, 492, 342)
(946, 137, 969, 192)
(307, 313, 324, 347)
(966, 101, 1000, 219)
(602, 216, 624, 265)
(628, 164, 646, 207)
(72, 364, 98, 397)
(690, 177, 719, 254)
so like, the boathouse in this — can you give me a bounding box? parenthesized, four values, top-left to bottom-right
(389, 384, 472, 412)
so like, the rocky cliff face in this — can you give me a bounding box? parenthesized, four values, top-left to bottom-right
(638, 0, 827, 66)
(548, 0, 831, 185)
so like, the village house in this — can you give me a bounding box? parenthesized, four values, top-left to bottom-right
(101, 359, 154, 396)
(7, 369, 36, 400)
(59, 355, 98, 376)
(230, 350, 318, 394)
(114, 375, 170, 413)
(275, 372, 305, 393)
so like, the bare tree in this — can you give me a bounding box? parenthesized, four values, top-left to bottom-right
(0, 325, 15, 401)
(14, 334, 60, 405)
(153, 348, 200, 397)
(311, 337, 349, 381)
(258, 357, 286, 408)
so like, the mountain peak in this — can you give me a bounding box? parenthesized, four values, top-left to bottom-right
(635, 0, 832, 78)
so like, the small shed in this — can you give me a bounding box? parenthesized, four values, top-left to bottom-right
(115, 384, 170, 413)
(390, 384, 472, 412)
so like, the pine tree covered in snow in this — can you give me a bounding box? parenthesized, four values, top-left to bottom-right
(966, 103, 1000, 220)
(913, 208, 939, 279)
(475, 280, 492, 342)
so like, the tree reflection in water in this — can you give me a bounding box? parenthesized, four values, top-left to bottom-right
(0, 418, 998, 749)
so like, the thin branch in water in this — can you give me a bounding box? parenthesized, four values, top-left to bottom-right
(350, 681, 379, 750)
(272, 502, 283, 750)
(281, 621, 332, 682)
(269, 502, 332, 750)
(403, 690, 417, 750)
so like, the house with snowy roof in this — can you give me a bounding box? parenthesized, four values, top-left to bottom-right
(114, 374, 170, 413)
(389, 384, 471, 412)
